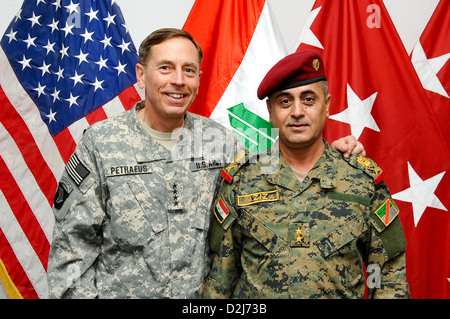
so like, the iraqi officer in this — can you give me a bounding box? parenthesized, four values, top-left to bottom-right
(204, 50, 410, 299)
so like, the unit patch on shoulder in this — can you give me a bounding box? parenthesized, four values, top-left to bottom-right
(66, 153, 90, 186)
(237, 190, 279, 207)
(375, 198, 399, 227)
(214, 198, 230, 224)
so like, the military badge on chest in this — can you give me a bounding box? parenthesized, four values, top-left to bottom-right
(289, 223, 310, 247)
(167, 180, 185, 212)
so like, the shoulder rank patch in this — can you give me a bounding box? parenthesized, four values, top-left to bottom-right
(348, 155, 385, 185)
(221, 149, 248, 183)
(214, 198, 230, 224)
(375, 199, 399, 227)
(237, 190, 279, 206)
(66, 153, 90, 186)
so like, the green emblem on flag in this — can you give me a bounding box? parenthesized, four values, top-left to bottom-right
(227, 103, 277, 153)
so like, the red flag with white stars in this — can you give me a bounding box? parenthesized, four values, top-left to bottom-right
(296, 0, 450, 298)
(411, 0, 450, 147)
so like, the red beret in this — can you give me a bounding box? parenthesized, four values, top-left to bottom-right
(257, 50, 327, 100)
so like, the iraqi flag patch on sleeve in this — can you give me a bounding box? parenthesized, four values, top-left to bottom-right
(214, 198, 230, 224)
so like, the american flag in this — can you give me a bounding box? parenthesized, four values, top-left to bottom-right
(0, 0, 141, 298)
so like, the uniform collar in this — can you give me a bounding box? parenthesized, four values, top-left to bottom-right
(263, 140, 337, 192)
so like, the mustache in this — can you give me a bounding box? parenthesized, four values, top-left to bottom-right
(285, 119, 311, 126)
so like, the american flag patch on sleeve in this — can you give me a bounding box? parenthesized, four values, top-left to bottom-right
(66, 153, 90, 186)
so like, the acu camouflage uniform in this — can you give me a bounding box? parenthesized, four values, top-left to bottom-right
(204, 142, 410, 299)
(47, 101, 240, 298)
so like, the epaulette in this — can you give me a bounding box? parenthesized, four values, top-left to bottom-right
(346, 155, 385, 185)
(220, 149, 249, 183)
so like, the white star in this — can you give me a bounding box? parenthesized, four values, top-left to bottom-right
(18, 55, 32, 70)
(37, 61, 51, 76)
(23, 34, 37, 49)
(117, 38, 131, 54)
(329, 84, 380, 139)
(15, 9, 22, 22)
(45, 108, 57, 123)
(121, 23, 129, 34)
(36, 0, 46, 6)
(94, 56, 108, 70)
(293, 6, 323, 51)
(51, 87, 61, 102)
(47, 18, 59, 33)
(74, 49, 89, 65)
(5, 28, 17, 43)
(113, 61, 127, 75)
(69, 71, 84, 86)
(59, 44, 69, 59)
(392, 162, 447, 227)
(90, 77, 104, 92)
(65, 92, 80, 108)
(27, 12, 42, 27)
(85, 8, 99, 22)
(100, 35, 112, 49)
(61, 22, 75, 37)
(43, 39, 56, 55)
(33, 82, 46, 97)
(412, 41, 449, 98)
(54, 66, 64, 81)
(80, 28, 94, 43)
(64, 0, 80, 15)
(103, 12, 116, 28)
(52, 0, 61, 10)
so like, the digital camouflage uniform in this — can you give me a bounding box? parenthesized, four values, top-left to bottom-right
(204, 142, 410, 299)
(47, 101, 240, 298)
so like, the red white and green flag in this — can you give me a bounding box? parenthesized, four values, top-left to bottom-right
(183, 0, 286, 153)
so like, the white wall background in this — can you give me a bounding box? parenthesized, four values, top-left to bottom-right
(0, 0, 440, 56)
(0, 0, 441, 298)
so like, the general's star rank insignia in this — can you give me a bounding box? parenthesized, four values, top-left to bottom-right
(289, 223, 310, 247)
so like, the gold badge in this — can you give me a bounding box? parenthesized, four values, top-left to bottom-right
(313, 58, 320, 71)
(357, 156, 371, 167)
(295, 226, 304, 243)
(289, 223, 310, 247)
(237, 190, 279, 206)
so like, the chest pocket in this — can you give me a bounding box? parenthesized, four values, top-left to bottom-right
(314, 215, 367, 258)
(237, 210, 287, 256)
(106, 174, 166, 250)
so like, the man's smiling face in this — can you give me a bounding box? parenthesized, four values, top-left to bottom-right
(136, 36, 202, 124)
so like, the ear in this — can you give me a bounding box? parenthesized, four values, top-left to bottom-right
(136, 63, 145, 89)
(266, 99, 273, 123)
(325, 94, 331, 117)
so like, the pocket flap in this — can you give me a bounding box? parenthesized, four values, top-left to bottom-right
(237, 211, 287, 255)
(315, 216, 367, 258)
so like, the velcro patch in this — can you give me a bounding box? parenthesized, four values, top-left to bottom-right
(66, 153, 90, 186)
(237, 190, 279, 206)
(214, 198, 230, 224)
(375, 199, 399, 227)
